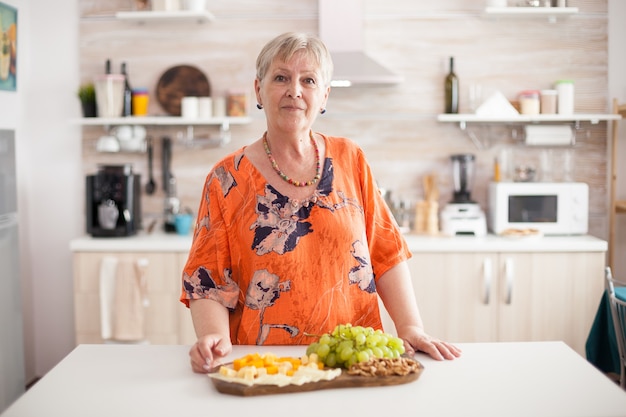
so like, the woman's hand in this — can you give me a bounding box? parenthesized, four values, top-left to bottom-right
(189, 334, 233, 373)
(398, 325, 461, 361)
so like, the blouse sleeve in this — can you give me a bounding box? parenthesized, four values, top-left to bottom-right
(179, 165, 239, 309)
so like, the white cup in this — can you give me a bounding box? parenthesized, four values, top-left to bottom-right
(181, 96, 199, 119)
(184, 0, 206, 11)
(198, 97, 212, 119)
(213, 97, 226, 118)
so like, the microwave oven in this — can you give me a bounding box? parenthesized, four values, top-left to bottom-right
(488, 182, 589, 235)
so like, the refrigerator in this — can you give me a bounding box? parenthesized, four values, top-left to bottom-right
(0, 129, 25, 412)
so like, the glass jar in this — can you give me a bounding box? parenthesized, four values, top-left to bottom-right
(519, 90, 540, 115)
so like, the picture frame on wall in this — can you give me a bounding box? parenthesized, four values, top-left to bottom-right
(0, 2, 17, 92)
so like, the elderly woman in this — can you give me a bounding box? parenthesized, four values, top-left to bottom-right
(181, 32, 461, 373)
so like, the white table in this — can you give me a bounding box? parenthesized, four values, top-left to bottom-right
(3, 342, 626, 417)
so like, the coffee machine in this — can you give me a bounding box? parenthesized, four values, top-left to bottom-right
(86, 164, 142, 237)
(440, 154, 487, 237)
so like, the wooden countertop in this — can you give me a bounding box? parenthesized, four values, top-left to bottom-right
(3, 342, 626, 417)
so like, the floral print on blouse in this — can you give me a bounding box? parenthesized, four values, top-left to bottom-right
(180, 134, 410, 345)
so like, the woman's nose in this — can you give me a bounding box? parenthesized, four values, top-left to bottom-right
(286, 81, 302, 98)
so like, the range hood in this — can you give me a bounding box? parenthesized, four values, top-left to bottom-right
(319, 0, 403, 87)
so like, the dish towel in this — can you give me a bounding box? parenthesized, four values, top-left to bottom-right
(112, 259, 148, 342)
(99, 256, 149, 342)
(99, 256, 118, 341)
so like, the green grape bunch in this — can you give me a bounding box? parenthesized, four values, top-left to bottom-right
(305, 323, 406, 369)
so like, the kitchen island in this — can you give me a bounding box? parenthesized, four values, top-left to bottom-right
(2, 342, 626, 417)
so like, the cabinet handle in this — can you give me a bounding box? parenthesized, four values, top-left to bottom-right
(504, 257, 514, 305)
(482, 257, 492, 305)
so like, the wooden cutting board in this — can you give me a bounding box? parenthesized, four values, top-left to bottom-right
(209, 364, 424, 396)
(155, 65, 211, 116)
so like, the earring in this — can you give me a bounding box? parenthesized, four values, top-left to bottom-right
(256, 103, 263, 110)
(320, 108, 326, 114)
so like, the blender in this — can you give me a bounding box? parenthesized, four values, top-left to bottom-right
(440, 154, 487, 237)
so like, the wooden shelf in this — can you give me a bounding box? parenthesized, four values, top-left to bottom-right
(616, 201, 626, 214)
(115, 10, 215, 23)
(483, 6, 578, 21)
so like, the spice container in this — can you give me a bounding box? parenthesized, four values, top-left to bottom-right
(227, 91, 247, 117)
(540, 90, 557, 114)
(519, 90, 540, 115)
(131, 88, 149, 116)
(555, 80, 574, 115)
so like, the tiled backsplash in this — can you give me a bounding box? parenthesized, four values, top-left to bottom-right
(79, 0, 611, 238)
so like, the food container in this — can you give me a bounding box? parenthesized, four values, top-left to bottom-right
(540, 90, 557, 114)
(555, 80, 574, 115)
(227, 91, 247, 117)
(131, 88, 149, 116)
(519, 90, 540, 115)
(94, 74, 125, 118)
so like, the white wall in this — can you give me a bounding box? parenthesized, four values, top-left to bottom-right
(0, 0, 82, 380)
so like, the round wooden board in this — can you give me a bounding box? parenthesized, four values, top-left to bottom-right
(155, 65, 211, 116)
(209, 363, 424, 396)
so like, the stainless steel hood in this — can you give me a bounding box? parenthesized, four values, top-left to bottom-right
(318, 0, 403, 87)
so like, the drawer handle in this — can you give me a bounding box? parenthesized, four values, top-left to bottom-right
(504, 257, 514, 305)
(483, 257, 492, 305)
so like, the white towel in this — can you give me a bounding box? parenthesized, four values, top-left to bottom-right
(99, 256, 118, 340)
(525, 125, 573, 146)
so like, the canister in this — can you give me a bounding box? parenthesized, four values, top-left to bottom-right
(555, 80, 574, 115)
(540, 90, 557, 114)
(519, 90, 540, 115)
(227, 91, 247, 117)
(131, 88, 149, 116)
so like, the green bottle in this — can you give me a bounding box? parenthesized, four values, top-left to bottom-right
(444, 57, 459, 114)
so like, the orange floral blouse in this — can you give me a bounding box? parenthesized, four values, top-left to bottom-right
(180, 133, 411, 345)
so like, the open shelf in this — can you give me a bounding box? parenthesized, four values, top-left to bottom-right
(73, 116, 250, 128)
(437, 113, 621, 129)
(115, 10, 215, 23)
(483, 6, 578, 21)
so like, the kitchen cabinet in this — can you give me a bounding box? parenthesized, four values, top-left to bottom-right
(406, 250, 605, 357)
(73, 251, 195, 345)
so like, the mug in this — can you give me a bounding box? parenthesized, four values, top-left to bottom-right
(174, 213, 194, 235)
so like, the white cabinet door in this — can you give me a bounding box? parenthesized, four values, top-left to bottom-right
(407, 251, 604, 356)
(73, 252, 181, 345)
(408, 253, 499, 343)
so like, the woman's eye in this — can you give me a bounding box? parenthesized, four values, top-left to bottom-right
(274, 75, 287, 82)
(303, 78, 316, 85)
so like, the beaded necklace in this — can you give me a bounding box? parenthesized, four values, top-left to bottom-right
(263, 131, 321, 187)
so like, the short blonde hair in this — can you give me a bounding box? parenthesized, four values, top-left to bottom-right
(256, 32, 333, 88)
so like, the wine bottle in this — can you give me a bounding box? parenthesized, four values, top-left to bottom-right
(444, 56, 459, 114)
(121, 62, 133, 117)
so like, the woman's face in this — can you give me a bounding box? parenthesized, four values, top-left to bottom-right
(255, 50, 330, 135)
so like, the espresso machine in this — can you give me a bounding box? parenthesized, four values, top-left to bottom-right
(86, 164, 142, 237)
(440, 154, 487, 237)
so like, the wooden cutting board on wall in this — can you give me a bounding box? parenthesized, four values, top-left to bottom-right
(155, 65, 211, 116)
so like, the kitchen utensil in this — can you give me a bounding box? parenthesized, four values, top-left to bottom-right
(145, 137, 156, 195)
(155, 65, 211, 116)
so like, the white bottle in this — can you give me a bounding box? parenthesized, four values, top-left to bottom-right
(555, 80, 574, 115)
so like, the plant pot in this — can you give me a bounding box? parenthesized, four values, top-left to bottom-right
(81, 100, 97, 118)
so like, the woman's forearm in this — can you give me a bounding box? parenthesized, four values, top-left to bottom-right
(376, 261, 424, 333)
(189, 298, 231, 338)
